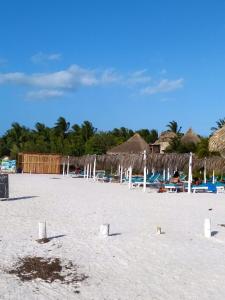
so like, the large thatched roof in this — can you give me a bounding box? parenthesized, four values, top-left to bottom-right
(107, 133, 150, 155)
(209, 125, 225, 157)
(155, 131, 177, 143)
(181, 128, 200, 145)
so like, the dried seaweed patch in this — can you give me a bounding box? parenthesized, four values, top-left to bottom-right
(7, 256, 88, 285)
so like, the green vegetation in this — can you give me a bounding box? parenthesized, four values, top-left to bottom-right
(0, 117, 159, 158)
(0, 117, 223, 159)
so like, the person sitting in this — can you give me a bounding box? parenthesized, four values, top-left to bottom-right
(170, 171, 180, 184)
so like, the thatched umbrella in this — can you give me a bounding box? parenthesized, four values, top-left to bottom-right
(107, 133, 150, 155)
(181, 128, 200, 146)
(62, 152, 225, 177)
(209, 125, 225, 157)
(107, 133, 150, 188)
(154, 131, 177, 153)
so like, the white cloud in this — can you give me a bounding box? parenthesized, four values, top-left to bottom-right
(100, 69, 122, 84)
(0, 65, 98, 88)
(141, 78, 184, 95)
(31, 52, 62, 64)
(0, 64, 184, 99)
(126, 69, 151, 85)
(26, 89, 64, 99)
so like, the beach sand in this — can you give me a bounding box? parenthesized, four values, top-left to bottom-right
(1, 174, 225, 299)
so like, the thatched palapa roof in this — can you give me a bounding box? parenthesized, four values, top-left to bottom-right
(107, 133, 150, 155)
(62, 153, 225, 173)
(153, 131, 176, 153)
(181, 128, 200, 145)
(209, 125, 225, 157)
(155, 131, 177, 143)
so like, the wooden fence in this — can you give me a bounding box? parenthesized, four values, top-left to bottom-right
(18, 153, 61, 174)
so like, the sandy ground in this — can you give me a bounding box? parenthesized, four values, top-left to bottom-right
(1, 174, 225, 300)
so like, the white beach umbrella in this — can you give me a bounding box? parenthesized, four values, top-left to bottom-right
(167, 168, 170, 181)
(128, 166, 132, 189)
(188, 152, 193, 194)
(143, 150, 147, 192)
(163, 168, 166, 182)
(67, 156, 70, 176)
(120, 165, 123, 184)
(86, 163, 89, 179)
(212, 170, 215, 184)
(204, 157, 207, 184)
(93, 156, 96, 181)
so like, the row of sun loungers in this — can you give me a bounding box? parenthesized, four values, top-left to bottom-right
(71, 170, 225, 194)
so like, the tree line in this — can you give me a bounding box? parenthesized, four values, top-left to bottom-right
(0, 117, 224, 159)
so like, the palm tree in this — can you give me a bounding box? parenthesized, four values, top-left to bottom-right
(54, 117, 70, 138)
(166, 120, 182, 134)
(211, 118, 225, 133)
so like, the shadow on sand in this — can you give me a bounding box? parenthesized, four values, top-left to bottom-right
(48, 234, 66, 241)
(1, 196, 39, 201)
(211, 231, 219, 236)
(108, 233, 122, 237)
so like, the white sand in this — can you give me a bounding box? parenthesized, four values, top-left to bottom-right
(1, 174, 225, 299)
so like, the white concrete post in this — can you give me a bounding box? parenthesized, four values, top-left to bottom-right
(38, 222, 47, 240)
(93, 157, 96, 181)
(67, 156, 70, 176)
(143, 150, 147, 192)
(128, 166, 132, 189)
(84, 165, 86, 178)
(188, 152, 193, 194)
(204, 218, 211, 238)
(156, 226, 162, 235)
(100, 224, 110, 237)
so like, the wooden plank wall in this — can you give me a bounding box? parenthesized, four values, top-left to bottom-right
(18, 153, 61, 174)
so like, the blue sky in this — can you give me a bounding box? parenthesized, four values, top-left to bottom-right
(0, 0, 225, 135)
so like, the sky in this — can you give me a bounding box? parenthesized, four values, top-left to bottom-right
(0, 0, 225, 135)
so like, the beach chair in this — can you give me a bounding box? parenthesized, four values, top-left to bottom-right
(164, 183, 184, 193)
(192, 183, 218, 193)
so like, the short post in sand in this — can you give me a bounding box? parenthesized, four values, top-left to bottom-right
(128, 166, 132, 189)
(204, 218, 211, 238)
(156, 226, 162, 234)
(188, 152, 193, 194)
(100, 224, 110, 237)
(38, 221, 47, 240)
(143, 150, 147, 193)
